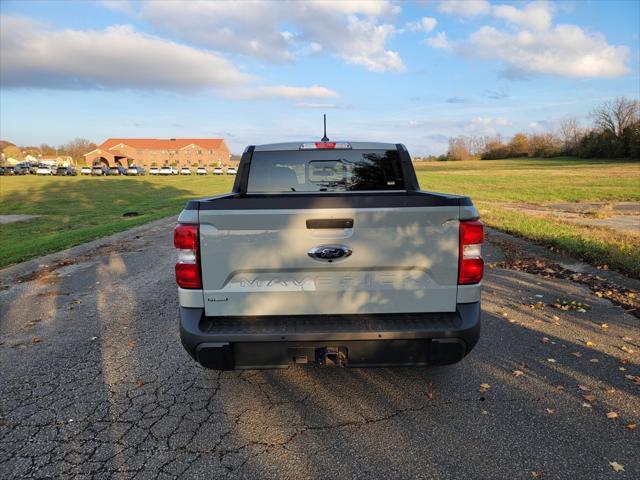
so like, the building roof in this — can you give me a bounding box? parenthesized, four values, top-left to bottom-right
(98, 138, 225, 150)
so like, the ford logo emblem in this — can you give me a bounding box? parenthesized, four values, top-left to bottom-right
(308, 244, 352, 263)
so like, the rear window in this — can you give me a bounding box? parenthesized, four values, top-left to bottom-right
(247, 149, 404, 193)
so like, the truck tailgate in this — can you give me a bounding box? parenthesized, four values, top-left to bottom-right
(199, 204, 459, 317)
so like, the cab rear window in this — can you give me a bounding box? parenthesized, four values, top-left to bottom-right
(247, 149, 404, 193)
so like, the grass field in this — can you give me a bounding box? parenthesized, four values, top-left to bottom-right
(1, 157, 639, 276)
(415, 158, 640, 277)
(0, 175, 233, 267)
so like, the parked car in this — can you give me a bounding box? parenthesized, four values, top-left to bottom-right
(81, 166, 92, 175)
(36, 166, 53, 175)
(55, 166, 77, 176)
(159, 166, 173, 175)
(196, 166, 208, 175)
(0, 166, 14, 175)
(172, 166, 179, 175)
(13, 164, 30, 175)
(149, 167, 159, 175)
(126, 166, 145, 175)
(109, 166, 127, 176)
(175, 140, 483, 370)
(212, 167, 224, 175)
(226, 167, 237, 175)
(91, 165, 109, 176)
(180, 167, 192, 175)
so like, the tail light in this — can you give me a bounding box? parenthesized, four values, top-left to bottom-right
(174, 223, 201, 289)
(458, 220, 484, 285)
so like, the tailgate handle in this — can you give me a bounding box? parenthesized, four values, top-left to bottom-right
(306, 218, 354, 229)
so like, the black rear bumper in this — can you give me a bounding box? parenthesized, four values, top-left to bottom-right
(180, 303, 480, 369)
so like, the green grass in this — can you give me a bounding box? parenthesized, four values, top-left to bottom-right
(415, 157, 640, 277)
(0, 175, 233, 267)
(1, 157, 639, 277)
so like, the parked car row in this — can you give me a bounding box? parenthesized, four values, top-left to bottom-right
(2, 163, 237, 177)
(0, 163, 77, 175)
(147, 166, 237, 175)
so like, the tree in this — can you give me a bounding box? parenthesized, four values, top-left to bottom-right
(558, 117, 584, 155)
(3, 145, 22, 161)
(63, 138, 96, 163)
(39, 144, 57, 156)
(591, 97, 639, 138)
(509, 133, 529, 157)
(529, 133, 562, 158)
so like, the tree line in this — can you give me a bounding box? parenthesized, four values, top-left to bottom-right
(1, 138, 96, 164)
(429, 97, 639, 161)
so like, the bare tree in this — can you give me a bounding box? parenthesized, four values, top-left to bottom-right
(558, 117, 584, 153)
(63, 138, 97, 162)
(591, 97, 639, 137)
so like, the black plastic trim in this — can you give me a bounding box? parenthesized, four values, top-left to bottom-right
(396, 143, 420, 191)
(232, 145, 254, 194)
(306, 218, 354, 229)
(197, 191, 469, 210)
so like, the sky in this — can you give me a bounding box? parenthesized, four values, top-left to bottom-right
(0, 0, 638, 156)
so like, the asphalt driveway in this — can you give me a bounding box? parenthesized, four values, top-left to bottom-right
(1, 217, 638, 479)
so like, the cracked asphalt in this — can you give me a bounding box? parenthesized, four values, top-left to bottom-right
(1, 217, 638, 479)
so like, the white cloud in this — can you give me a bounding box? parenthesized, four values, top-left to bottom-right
(251, 85, 339, 100)
(468, 25, 629, 78)
(471, 116, 510, 126)
(138, 0, 404, 72)
(0, 16, 338, 99)
(407, 17, 437, 33)
(425, 32, 451, 50)
(492, 1, 553, 31)
(438, 0, 491, 17)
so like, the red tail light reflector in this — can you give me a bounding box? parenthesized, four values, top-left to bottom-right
(458, 220, 484, 285)
(174, 223, 201, 289)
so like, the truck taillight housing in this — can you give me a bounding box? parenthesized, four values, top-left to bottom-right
(458, 220, 484, 285)
(174, 223, 201, 289)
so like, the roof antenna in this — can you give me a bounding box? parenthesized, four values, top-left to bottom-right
(321, 114, 329, 142)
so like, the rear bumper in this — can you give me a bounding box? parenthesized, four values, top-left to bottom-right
(179, 303, 480, 369)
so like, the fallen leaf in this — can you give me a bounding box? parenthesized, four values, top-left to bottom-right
(582, 403, 592, 408)
(600, 323, 609, 330)
(547, 358, 557, 363)
(606, 411, 619, 420)
(89, 336, 97, 341)
(583, 394, 596, 402)
(571, 352, 582, 358)
(578, 385, 590, 392)
(541, 337, 551, 344)
(546, 408, 557, 415)
(585, 340, 596, 347)
(31, 336, 41, 345)
(552, 315, 560, 321)
(512, 370, 525, 377)
(620, 346, 635, 354)
(479, 383, 491, 393)
(531, 471, 544, 479)
(136, 379, 145, 389)
(426, 391, 436, 400)
(589, 358, 599, 363)
(609, 462, 624, 472)
(554, 385, 565, 392)
(480, 409, 488, 415)
(626, 423, 637, 430)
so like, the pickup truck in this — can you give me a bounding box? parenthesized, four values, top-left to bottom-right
(175, 141, 483, 369)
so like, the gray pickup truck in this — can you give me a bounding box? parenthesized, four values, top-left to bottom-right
(175, 141, 483, 369)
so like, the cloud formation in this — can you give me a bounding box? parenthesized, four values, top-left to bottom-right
(429, 1, 629, 78)
(136, 0, 404, 72)
(0, 16, 338, 98)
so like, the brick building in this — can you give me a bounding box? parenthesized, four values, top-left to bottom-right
(84, 138, 231, 169)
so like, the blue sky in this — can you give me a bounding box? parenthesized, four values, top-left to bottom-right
(1, 0, 638, 155)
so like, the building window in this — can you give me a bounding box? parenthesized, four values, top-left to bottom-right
(198, 150, 202, 155)
(208, 149, 213, 154)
